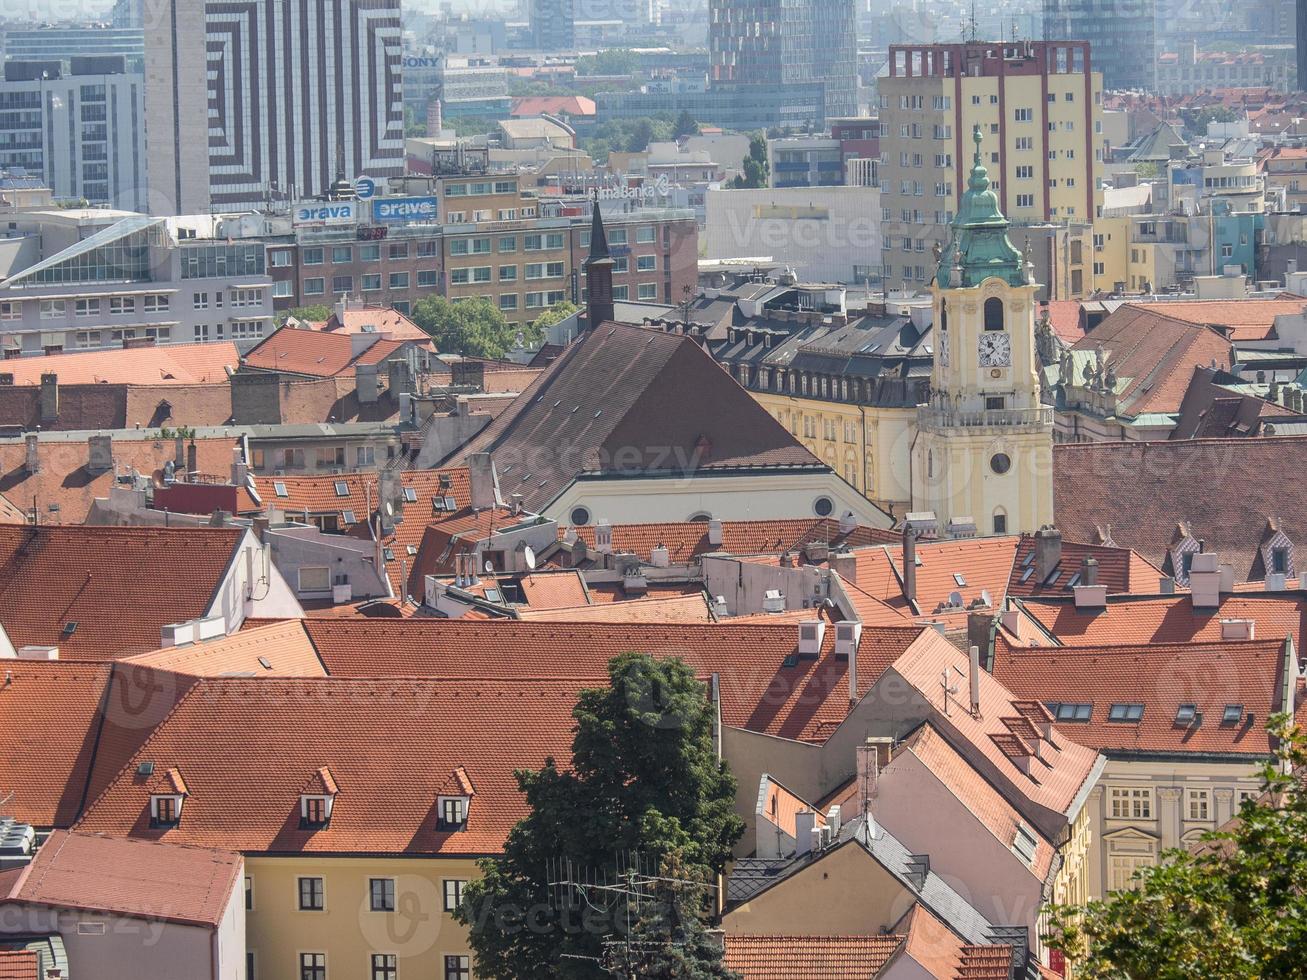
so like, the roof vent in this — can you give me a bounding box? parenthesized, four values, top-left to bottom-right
(762, 589, 786, 614)
(15, 645, 58, 661)
(650, 544, 670, 568)
(834, 620, 861, 659)
(1073, 584, 1108, 610)
(1220, 618, 1255, 641)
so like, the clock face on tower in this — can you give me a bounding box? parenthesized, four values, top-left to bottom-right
(977, 332, 1012, 367)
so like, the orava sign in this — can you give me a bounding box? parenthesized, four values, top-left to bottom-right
(373, 196, 438, 224)
(293, 202, 358, 226)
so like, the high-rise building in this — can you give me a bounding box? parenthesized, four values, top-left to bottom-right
(2, 27, 145, 69)
(1044, 0, 1155, 91)
(708, 0, 857, 123)
(0, 59, 146, 211)
(144, 0, 404, 215)
(530, 0, 574, 52)
(1299, 0, 1307, 92)
(877, 41, 1104, 294)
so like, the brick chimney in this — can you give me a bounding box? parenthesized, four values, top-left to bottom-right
(901, 525, 917, 606)
(1034, 525, 1062, 582)
(24, 433, 38, 474)
(87, 434, 113, 473)
(1081, 556, 1098, 587)
(39, 373, 57, 423)
(186, 440, 198, 474)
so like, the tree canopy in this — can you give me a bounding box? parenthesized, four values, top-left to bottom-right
(1046, 715, 1307, 979)
(453, 653, 744, 979)
(409, 296, 540, 360)
(529, 301, 580, 335)
(732, 133, 769, 189)
(278, 304, 331, 325)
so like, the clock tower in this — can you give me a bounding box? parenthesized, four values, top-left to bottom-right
(911, 126, 1054, 536)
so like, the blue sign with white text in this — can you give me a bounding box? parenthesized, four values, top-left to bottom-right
(373, 196, 438, 224)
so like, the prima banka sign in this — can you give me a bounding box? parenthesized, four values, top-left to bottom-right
(595, 174, 672, 201)
(293, 201, 359, 226)
(372, 196, 439, 224)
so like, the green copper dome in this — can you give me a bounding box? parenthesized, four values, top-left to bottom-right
(936, 126, 1026, 289)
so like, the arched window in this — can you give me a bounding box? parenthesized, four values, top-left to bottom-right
(984, 297, 1005, 331)
(939, 299, 948, 332)
(993, 508, 1008, 535)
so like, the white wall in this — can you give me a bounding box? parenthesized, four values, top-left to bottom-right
(704, 186, 882, 284)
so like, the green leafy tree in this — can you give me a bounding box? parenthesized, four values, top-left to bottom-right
(673, 110, 701, 140)
(575, 49, 638, 77)
(453, 653, 745, 980)
(530, 301, 580, 335)
(732, 133, 769, 188)
(279, 304, 332, 325)
(1046, 715, 1307, 979)
(410, 296, 541, 359)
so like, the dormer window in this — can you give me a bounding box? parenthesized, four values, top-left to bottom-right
(439, 795, 468, 830)
(301, 795, 333, 828)
(150, 794, 183, 828)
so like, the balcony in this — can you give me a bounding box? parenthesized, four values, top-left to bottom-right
(918, 406, 1053, 430)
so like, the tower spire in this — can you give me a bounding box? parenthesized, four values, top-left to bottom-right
(584, 195, 615, 330)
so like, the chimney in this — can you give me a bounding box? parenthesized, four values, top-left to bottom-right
(968, 644, 982, 716)
(87, 434, 113, 473)
(39, 373, 57, 422)
(350, 331, 381, 359)
(24, 433, 38, 474)
(388, 358, 413, 397)
(1073, 584, 1108, 609)
(173, 435, 185, 468)
(794, 809, 816, 856)
(1081, 556, 1098, 587)
(901, 526, 917, 606)
(1189, 552, 1221, 608)
(829, 548, 857, 583)
(230, 446, 248, 486)
(1159, 575, 1176, 594)
(595, 519, 613, 554)
(855, 737, 892, 822)
(427, 97, 443, 135)
(650, 543, 670, 567)
(1218, 562, 1234, 594)
(966, 611, 994, 664)
(356, 363, 380, 404)
(707, 518, 723, 546)
(835, 621, 862, 703)
(466, 452, 500, 511)
(1034, 525, 1062, 582)
(186, 440, 197, 474)
(510, 492, 524, 516)
(334, 294, 349, 322)
(379, 469, 404, 524)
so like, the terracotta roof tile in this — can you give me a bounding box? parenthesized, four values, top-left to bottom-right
(721, 934, 902, 979)
(1053, 437, 1307, 582)
(1070, 305, 1233, 416)
(565, 519, 899, 565)
(300, 619, 926, 743)
(0, 525, 245, 660)
(122, 621, 325, 677)
(0, 343, 240, 386)
(7, 830, 242, 927)
(1125, 298, 1304, 342)
(457, 322, 828, 511)
(851, 537, 1019, 624)
(315, 307, 431, 343)
(74, 677, 586, 854)
(240, 326, 411, 378)
(0, 951, 37, 980)
(1015, 592, 1307, 650)
(758, 774, 828, 838)
(897, 903, 1013, 980)
(516, 593, 713, 623)
(991, 633, 1290, 756)
(1007, 535, 1163, 597)
(0, 434, 241, 525)
(0, 661, 198, 827)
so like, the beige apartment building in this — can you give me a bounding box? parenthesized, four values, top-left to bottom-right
(878, 40, 1106, 293)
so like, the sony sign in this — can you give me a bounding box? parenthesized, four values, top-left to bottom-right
(293, 202, 359, 226)
(373, 196, 439, 224)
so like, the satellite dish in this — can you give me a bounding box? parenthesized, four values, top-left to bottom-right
(484, 560, 494, 574)
(523, 545, 536, 570)
(383, 501, 393, 516)
(980, 589, 993, 607)
(948, 590, 964, 608)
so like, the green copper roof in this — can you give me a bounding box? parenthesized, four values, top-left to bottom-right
(936, 126, 1026, 289)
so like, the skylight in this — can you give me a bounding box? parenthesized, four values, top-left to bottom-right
(444, 496, 457, 511)
(1175, 703, 1198, 726)
(1221, 704, 1245, 725)
(1047, 702, 1092, 722)
(953, 573, 966, 587)
(1012, 823, 1039, 865)
(342, 510, 356, 524)
(1107, 703, 1144, 723)
(403, 487, 418, 503)
(334, 481, 349, 497)
(274, 482, 288, 498)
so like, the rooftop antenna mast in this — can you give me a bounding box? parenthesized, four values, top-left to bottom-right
(967, 0, 978, 42)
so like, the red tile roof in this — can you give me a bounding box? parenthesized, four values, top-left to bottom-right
(252, 467, 470, 522)
(516, 593, 713, 622)
(897, 903, 1012, 980)
(0, 343, 240, 386)
(1014, 592, 1307, 650)
(0, 661, 198, 828)
(0, 525, 246, 661)
(73, 677, 586, 855)
(4, 830, 242, 927)
(1053, 437, 1307, 582)
(849, 537, 1019, 625)
(884, 633, 1102, 821)
(314, 307, 431, 343)
(123, 621, 324, 677)
(563, 519, 899, 565)
(0, 434, 241, 525)
(511, 95, 596, 117)
(1125, 298, 1305, 342)
(1006, 535, 1163, 597)
(300, 619, 927, 743)
(1043, 300, 1086, 343)
(0, 951, 37, 980)
(721, 935, 902, 979)
(457, 322, 829, 511)
(991, 634, 1290, 756)
(240, 326, 410, 378)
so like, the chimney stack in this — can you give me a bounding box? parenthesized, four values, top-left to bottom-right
(1081, 556, 1098, 587)
(87, 434, 113, 473)
(230, 446, 248, 486)
(794, 810, 816, 856)
(186, 440, 197, 475)
(24, 433, 38, 474)
(39, 373, 58, 423)
(1034, 525, 1062, 583)
(466, 452, 500, 511)
(855, 737, 892, 826)
(173, 435, 185, 468)
(901, 526, 917, 606)
(968, 644, 982, 716)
